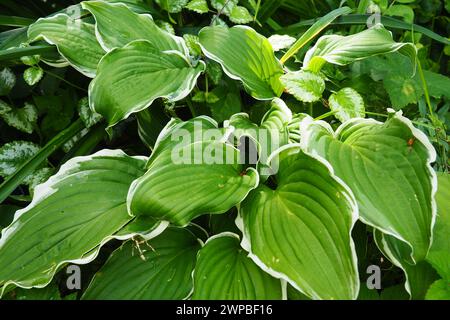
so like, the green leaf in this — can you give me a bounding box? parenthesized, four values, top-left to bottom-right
(374, 231, 439, 299)
(300, 110, 436, 262)
(0, 150, 149, 296)
(427, 173, 450, 281)
(385, 4, 414, 24)
(199, 26, 284, 100)
(82, 227, 201, 299)
(0, 119, 84, 204)
(77, 97, 102, 128)
(155, 0, 189, 13)
(210, 0, 238, 16)
(81, 1, 186, 53)
(183, 34, 202, 57)
(304, 25, 416, 73)
(89, 40, 204, 127)
(28, 14, 105, 77)
(23, 66, 44, 86)
(185, 0, 209, 14)
(238, 145, 359, 300)
(0, 67, 16, 96)
(192, 233, 283, 299)
(128, 117, 259, 226)
(280, 6, 352, 64)
(328, 87, 365, 122)
(0, 101, 38, 134)
(229, 6, 253, 24)
(268, 34, 296, 52)
(209, 79, 242, 123)
(0, 141, 40, 179)
(280, 70, 325, 103)
(426, 280, 450, 300)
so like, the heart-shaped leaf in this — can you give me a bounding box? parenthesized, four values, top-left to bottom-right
(128, 117, 259, 226)
(82, 228, 201, 299)
(280, 70, 325, 103)
(300, 110, 436, 262)
(199, 26, 284, 100)
(192, 233, 283, 299)
(0, 150, 151, 296)
(89, 40, 204, 127)
(238, 145, 359, 300)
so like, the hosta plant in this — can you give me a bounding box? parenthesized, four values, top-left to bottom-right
(0, 1, 448, 300)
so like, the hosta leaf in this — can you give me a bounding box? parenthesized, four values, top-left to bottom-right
(128, 139, 259, 226)
(329, 87, 365, 122)
(23, 66, 44, 86)
(81, 1, 186, 53)
(89, 40, 204, 127)
(268, 34, 296, 52)
(426, 280, 450, 300)
(238, 145, 359, 300)
(28, 14, 105, 78)
(185, 0, 209, 14)
(0, 67, 16, 96)
(427, 173, 450, 281)
(304, 25, 416, 73)
(374, 231, 439, 299)
(229, 6, 253, 24)
(0, 141, 40, 178)
(83, 228, 201, 299)
(0, 102, 38, 134)
(300, 110, 436, 262)
(0, 150, 149, 296)
(192, 233, 283, 299)
(199, 26, 284, 100)
(226, 98, 293, 175)
(280, 70, 325, 103)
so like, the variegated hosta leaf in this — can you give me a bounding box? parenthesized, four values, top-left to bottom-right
(427, 173, 450, 281)
(81, 1, 186, 53)
(225, 98, 293, 176)
(0, 150, 151, 297)
(128, 116, 258, 226)
(192, 233, 283, 300)
(329, 87, 365, 122)
(82, 228, 200, 299)
(280, 70, 325, 103)
(238, 145, 359, 300)
(198, 26, 284, 100)
(89, 40, 205, 127)
(300, 110, 436, 262)
(304, 24, 417, 73)
(374, 231, 438, 299)
(148, 116, 219, 165)
(28, 14, 105, 78)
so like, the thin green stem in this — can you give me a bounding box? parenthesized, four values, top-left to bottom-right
(44, 70, 87, 92)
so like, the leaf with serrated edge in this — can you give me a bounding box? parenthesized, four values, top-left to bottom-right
(300, 109, 437, 262)
(280, 70, 325, 103)
(329, 87, 365, 122)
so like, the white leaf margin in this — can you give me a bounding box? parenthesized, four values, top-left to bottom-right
(88, 39, 205, 129)
(235, 143, 360, 300)
(27, 13, 103, 78)
(0, 149, 168, 297)
(298, 108, 438, 264)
